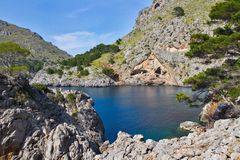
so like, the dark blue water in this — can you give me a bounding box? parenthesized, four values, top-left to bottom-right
(64, 86, 201, 142)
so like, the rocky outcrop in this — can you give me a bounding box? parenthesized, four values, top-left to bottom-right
(180, 121, 206, 133)
(32, 0, 227, 87)
(200, 100, 240, 125)
(0, 74, 104, 159)
(116, 0, 226, 86)
(31, 66, 116, 87)
(124, 54, 178, 85)
(96, 117, 240, 159)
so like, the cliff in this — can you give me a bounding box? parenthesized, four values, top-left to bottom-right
(32, 0, 226, 87)
(0, 74, 104, 159)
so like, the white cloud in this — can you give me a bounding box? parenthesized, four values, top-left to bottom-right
(52, 31, 114, 55)
(66, 7, 91, 19)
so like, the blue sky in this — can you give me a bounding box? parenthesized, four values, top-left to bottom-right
(0, 0, 151, 55)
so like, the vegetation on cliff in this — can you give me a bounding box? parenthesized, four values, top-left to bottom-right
(61, 44, 120, 67)
(182, 0, 240, 103)
(0, 42, 30, 68)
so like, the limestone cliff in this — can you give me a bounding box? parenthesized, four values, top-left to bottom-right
(116, 0, 226, 86)
(0, 74, 104, 159)
(32, 0, 227, 87)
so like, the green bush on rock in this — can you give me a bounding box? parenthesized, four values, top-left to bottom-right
(80, 69, 89, 76)
(61, 44, 120, 67)
(66, 93, 76, 104)
(176, 92, 190, 102)
(46, 68, 64, 76)
(32, 83, 50, 93)
(102, 67, 114, 77)
(173, 7, 185, 17)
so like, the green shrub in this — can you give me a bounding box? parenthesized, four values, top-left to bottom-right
(176, 92, 190, 102)
(68, 71, 73, 75)
(190, 34, 210, 44)
(116, 39, 122, 45)
(173, 7, 185, 17)
(46, 68, 55, 74)
(109, 57, 115, 64)
(0, 42, 30, 55)
(213, 26, 233, 36)
(77, 65, 83, 71)
(184, 72, 209, 90)
(56, 69, 63, 76)
(186, 32, 240, 58)
(209, 0, 240, 21)
(46, 68, 63, 76)
(232, 11, 240, 25)
(80, 69, 89, 76)
(61, 44, 120, 67)
(102, 67, 114, 77)
(32, 83, 50, 93)
(66, 93, 76, 104)
(227, 86, 240, 101)
(0, 42, 30, 68)
(55, 90, 65, 103)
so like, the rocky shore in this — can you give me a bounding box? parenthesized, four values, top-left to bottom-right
(31, 68, 116, 87)
(0, 74, 105, 159)
(96, 117, 240, 159)
(2, 74, 240, 160)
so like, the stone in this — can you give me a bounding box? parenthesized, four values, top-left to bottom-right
(0, 74, 105, 159)
(180, 121, 205, 133)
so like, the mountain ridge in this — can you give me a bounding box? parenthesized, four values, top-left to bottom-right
(0, 19, 71, 64)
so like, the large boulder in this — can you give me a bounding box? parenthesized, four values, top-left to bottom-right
(200, 100, 240, 124)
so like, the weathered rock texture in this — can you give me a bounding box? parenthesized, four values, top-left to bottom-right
(32, 0, 227, 87)
(96, 117, 240, 159)
(117, 0, 226, 86)
(0, 74, 104, 159)
(31, 66, 115, 87)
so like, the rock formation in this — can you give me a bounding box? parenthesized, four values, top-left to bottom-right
(31, 0, 226, 87)
(0, 74, 104, 159)
(96, 118, 240, 159)
(31, 66, 115, 87)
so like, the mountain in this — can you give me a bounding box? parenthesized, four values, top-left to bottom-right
(117, 0, 225, 85)
(0, 20, 70, 64)
(0, 74, 104, 159)
(32, 0, 226, 87)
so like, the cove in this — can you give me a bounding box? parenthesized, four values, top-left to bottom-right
(63, 86, 202, 142)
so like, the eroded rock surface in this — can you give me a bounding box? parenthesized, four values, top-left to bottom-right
(0, 74, 105, 159)
(96, 118, 240, 160)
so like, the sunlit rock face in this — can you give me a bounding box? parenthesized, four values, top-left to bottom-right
(0, 74, 104, 159)
(96, 118, 240, 159)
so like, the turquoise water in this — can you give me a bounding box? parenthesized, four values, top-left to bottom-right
(64, 86, 201, 142)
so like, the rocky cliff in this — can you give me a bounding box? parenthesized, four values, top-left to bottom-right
(0, 20, 70, 64)
(0, 74, 104, 159)
(31, 0, 226, 87)
(117, 0, 225, 86)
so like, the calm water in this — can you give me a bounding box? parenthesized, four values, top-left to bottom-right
(64, 86, 201, 142)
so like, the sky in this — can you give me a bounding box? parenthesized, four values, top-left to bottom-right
(0, 0, 152, 55)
